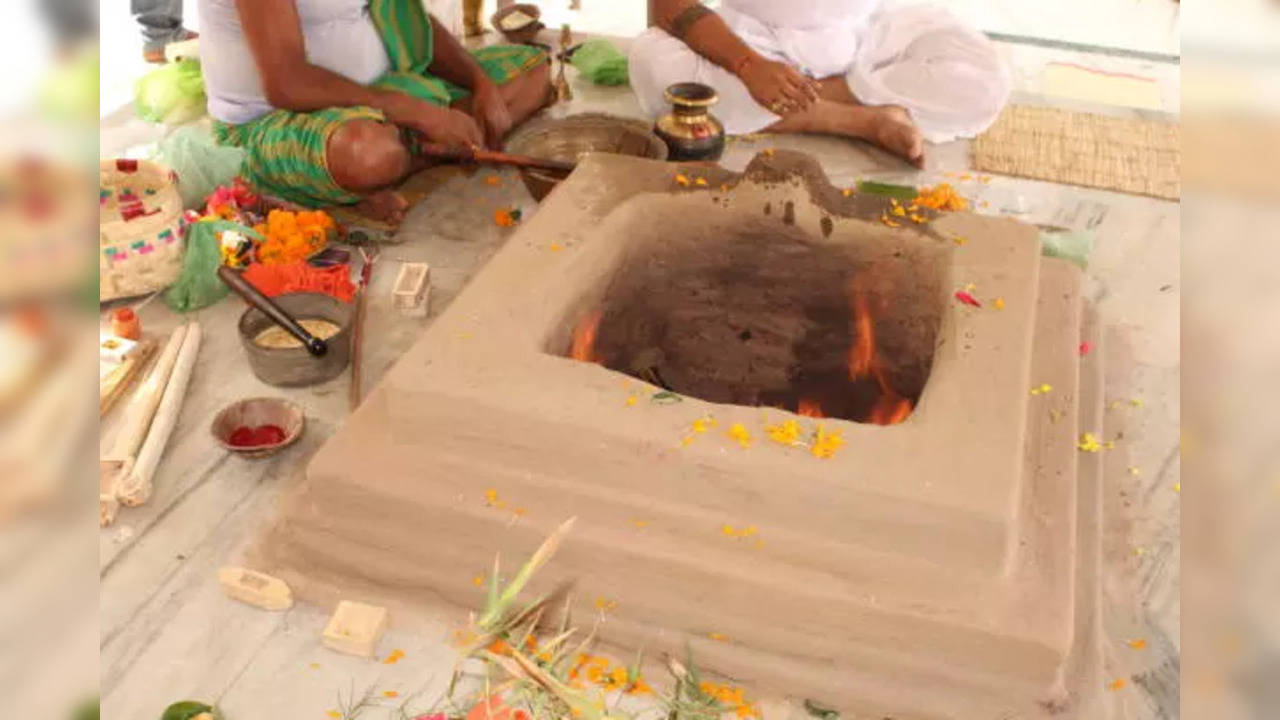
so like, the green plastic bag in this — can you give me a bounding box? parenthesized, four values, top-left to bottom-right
(1040, 229, 1094, 269)
(155, 126, 247, 210)
(164, 220, 261, 313)
(569, 39, 629, 86)
(135, 58, 207, 125)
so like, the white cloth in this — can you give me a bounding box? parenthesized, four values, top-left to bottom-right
(198, 0, 391, 125)
(629, 1, 1010, 142)
(847, 5, 1010, 142)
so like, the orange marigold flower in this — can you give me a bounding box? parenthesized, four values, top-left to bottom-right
(496, 206, 522, 225)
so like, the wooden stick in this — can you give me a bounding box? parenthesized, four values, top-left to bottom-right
(415, 142, 576, 174)
(348, 249, 378, 411)
(107, 324, 187, 460)
(118, 323, 201, 508)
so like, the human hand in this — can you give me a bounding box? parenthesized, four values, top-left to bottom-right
(470, 79, 513, 148)
(736, 55, 820, 116)
(381, 93, 484, 148)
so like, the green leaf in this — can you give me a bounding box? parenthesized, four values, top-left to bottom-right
(855, 180, 918, 200)
(160, 701, 215, 720)
(803, 699, 840, 720)
(651, 391, 683, 404)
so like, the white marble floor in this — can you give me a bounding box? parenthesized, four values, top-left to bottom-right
(99, 50, 1179, 720)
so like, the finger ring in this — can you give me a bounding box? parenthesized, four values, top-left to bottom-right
(770, 101, 786, 113)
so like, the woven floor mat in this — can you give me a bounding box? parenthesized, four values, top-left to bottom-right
(972, 105, 1179, 200)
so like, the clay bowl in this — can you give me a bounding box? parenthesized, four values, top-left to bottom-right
(211, 397, 305, 458)
(504, 114, 669, 201)
(491, 3, 544, 44)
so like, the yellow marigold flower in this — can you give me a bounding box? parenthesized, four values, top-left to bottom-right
(993, 297, 1005, 310)
(1077, 433, 1102, 452)
(766, 419, 803, 446)
(810, 424, 845, 459)
(727, 422, 752, 448)
(675, 174, 691, 186)
(694, 177, 708, 186)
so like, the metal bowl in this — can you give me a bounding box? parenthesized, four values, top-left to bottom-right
(505, 114, 669, 201)
(490, 3, 544, 44)
(237, 292, 352, 387)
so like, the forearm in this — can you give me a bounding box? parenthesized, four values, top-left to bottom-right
(427, 14, 489, 90)
(263, 61, 401, 114)
(654, 0, 759, 76)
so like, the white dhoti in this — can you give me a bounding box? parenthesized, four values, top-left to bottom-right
(629, 1, 1010, 143)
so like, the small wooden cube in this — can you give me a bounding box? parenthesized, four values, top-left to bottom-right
(322, 600, 388, 658)
(218, 566, 294, 611)
(392, 262, 430, 317)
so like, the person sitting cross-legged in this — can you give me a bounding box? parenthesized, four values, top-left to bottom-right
(201, 0, 552, 225)
(631, 0, 1012, 168)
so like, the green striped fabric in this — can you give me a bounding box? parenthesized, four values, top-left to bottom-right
(213, 2, 546, 208)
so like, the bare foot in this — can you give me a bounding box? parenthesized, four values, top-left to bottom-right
(353, 190, 409, 227)
(869, 106, 925, 168)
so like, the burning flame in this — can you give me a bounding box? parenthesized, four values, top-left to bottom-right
(797, 397, 825, 418)
(569, 309, 603, 363)
(848, 288, 913, 425)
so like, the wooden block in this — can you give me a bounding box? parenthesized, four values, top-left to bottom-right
(100, 332, 140, 364)
(322, 600, 388, 658)
(218, 567, 294, 611)
(392, 262, 431, 317)
(101, 338, 156, 416)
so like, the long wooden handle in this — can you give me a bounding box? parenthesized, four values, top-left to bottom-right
(118, 323, 202, 507)
(415, 142, 577, 173)
(108, 324, 187, 459)
(218, 266, 328, 357)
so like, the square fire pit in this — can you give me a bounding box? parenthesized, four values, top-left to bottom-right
(253, 152, 1107, 719)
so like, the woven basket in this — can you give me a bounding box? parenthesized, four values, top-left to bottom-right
(99, 158, 187, 302)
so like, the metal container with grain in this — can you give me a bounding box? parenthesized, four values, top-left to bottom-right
(238, 292, 352, 387)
